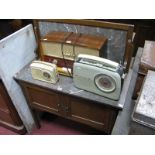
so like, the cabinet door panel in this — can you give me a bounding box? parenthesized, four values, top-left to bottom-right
(69, 97, 117, 133)
(0, 109, 15, 124)
(0, 83, 15, 124)
(0, 92, 9, 112)
(0, 82, 24, 130)
(0, 84, 9, 112)
(25, 86, 59, 114)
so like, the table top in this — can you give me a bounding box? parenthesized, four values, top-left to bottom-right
(14, 64, 124, 110)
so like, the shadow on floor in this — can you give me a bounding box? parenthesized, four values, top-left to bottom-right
(30, 112, 106, 135)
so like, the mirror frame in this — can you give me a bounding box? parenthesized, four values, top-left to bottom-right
(33, 19, 134, 72)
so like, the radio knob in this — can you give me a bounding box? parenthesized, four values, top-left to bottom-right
(43, 71, 51, 80)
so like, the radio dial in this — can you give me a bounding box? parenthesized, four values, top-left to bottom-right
(95, 74, 116, 93)
(43, 71, 51, 80)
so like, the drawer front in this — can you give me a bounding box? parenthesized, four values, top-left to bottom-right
(25, 85, 60, 114)
(69, 97, 118, 134)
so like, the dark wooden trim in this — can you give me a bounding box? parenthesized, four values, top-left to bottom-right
(123, 25, 134, 72)
(0, 121, 26, 135)
(33, 20, 43, 59)
(0, 81, 27, 134)
(0, 82, 24, 126)
(35, 19, 133, 31)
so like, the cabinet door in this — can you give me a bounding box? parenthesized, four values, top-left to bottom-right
(68, 96, 118, 134)
(0, 82, 23, 126)
(23, 84, 60, 115)
(0, 84, 9, 112)
(0, 88, 15, 124)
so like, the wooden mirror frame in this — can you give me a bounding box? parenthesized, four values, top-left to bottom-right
(33, 19, 134, 72)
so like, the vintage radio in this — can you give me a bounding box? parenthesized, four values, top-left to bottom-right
(30, 60, 59, 84)
(40, 31, 107, 69)
(73, 54, 123, 100)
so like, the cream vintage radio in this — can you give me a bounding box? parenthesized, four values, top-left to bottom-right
(73, 54, 123, 100)
(30, 60, 59, 84)
(40, 31, 107, 68)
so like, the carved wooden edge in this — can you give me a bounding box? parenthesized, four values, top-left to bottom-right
(0, 120, 26, 135)
(33, 19, 134, 72)
(123, 25, 134, 72)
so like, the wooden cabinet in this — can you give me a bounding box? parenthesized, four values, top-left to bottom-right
(0, 80, 26, 134)
(20, 82, 118, 134)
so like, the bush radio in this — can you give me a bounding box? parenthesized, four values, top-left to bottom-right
(30, 60, 59, 84)
(73, 54, 123, 100)
(40, 31, 107, 69)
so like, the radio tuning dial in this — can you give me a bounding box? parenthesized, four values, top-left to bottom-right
(43, 71, 51, 80)
(95, 74, 116, 93)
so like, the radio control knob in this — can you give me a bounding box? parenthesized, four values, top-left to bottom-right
(43, 71, 51, 80)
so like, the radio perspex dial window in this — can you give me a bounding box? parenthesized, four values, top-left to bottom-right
(43, 71, 51, 80)
(95, 74, 116, 93)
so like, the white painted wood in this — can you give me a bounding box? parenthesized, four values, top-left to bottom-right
(0, 24, 37, 132)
